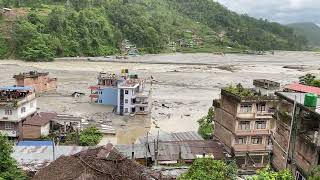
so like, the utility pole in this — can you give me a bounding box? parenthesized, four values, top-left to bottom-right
(154, 139, 158, 166)
(285, 95, 297, 169)
(145, 132, 149, 166)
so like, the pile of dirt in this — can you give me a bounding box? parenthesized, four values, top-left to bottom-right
(33, 144, 157, 180)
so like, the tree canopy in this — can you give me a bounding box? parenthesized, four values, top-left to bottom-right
(79, 127, 103, 146)
(0, 133, 26, 180)
(0, 0, 309, 61)
(179, 158, 237, 180)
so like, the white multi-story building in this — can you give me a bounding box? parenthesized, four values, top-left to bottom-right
(90, 70, 152, 116)
(0, 86, 37, 139)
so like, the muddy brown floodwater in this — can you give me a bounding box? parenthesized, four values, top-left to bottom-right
(1, 51, 320, 145)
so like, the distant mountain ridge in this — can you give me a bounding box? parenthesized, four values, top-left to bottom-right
(287, 22, 320, 47)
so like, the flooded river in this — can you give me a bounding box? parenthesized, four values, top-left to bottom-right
(1, 51, 320, 144)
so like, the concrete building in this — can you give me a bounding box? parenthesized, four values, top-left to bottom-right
(13, 71, 57, 94)
(89, 70, 152, 116)
(0, 86, 37, 140)
(272, 92, 320, 179)
(212, 80, 279, 169)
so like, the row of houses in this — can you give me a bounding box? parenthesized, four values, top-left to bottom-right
(212, 79, 320, 179)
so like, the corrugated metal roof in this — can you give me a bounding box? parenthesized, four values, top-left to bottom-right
(138, 131, 203, 144)
(115, 144, 150, 159)
(285, 83, 320, 96)
(17, 141, 54, 146)
(0, 86, 33, 91)
(23, 112, 57, 126)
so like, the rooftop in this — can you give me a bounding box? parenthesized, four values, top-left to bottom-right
(23, 112, 57, 127)
(0, 86, 34, 106)
(285, 83, 320, 96)
(276, 92, 320, 114)
(13, 71, 49, 79)
(253, 79, 280, 90)
(32, 144, 157, 180)
(222, 88, 277, 102)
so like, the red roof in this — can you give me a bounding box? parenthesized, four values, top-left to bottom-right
(285, 83, 320, 95)
(23, 112, 57, 126)
(89, 86, 99, 90)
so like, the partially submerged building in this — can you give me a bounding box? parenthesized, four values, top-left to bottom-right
(212, 80, 279, 169)
(0, 86, 37, 140)
(89, 70, 152, 116)
(13, 71, 57, 94)
(272, 92, 320, 179)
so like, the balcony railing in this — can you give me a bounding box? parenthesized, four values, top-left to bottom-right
(233, 144, 270, 152)
(0, 130, 18, 137)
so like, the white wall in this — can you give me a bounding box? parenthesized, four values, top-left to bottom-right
(40, 123, 50, 136)
(0, 99, 37, 122)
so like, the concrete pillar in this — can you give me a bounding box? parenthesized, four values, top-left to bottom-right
(261, 155, 264, 165)
(64, 122, 67, 133)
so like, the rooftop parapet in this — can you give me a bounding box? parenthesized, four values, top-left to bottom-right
(13, 71, 49, 79)
(221, 88, 278, 103)
(0, 86, 35, 107)
(253, 79, 280, 90)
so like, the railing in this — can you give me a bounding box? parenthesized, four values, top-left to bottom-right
(236, 129, 271, 136)
(233, 144, 270, 152)
(0, 130, 18, 137)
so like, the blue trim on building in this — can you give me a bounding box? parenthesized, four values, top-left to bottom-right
(97, 87, 118, 106)
(17, 141, 53, 146)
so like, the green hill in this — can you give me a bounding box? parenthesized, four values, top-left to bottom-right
(287, 22, 320, 47)
(0, 0, 308, 61)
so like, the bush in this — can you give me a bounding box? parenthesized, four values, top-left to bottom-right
(79, 127, 103, 146)
(198, 107, 214, 139)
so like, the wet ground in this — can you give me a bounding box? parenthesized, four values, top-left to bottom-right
(1, 51, 320, 144)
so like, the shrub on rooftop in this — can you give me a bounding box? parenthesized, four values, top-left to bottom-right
(79, 127, 103, 146)
(224, 83, 254, 98)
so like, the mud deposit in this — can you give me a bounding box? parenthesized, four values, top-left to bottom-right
(1, 51, 320, 144)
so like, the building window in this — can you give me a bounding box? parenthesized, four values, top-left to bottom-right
(236, 137, 247, 144)
(251, 137, 263, 144)
(125, 90, 129, 95)
(21, 107, 26, 114)
(125, 108, 128, 113)
(125, 99, 128, 104)
(295, 170, 306, 180)
(239, 121, 250, 130)
(4, 122, 14, 130)
(99, 100, 102, 103)
(255, 121, 267, 129)
(140, 107, 145, 111)
(240, 104, 252, 113)
(5, 109, 12, 115)
(257, 103, 266, 112)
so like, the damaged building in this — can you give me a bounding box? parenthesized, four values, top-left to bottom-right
(14, 71, 57, 94)
(212, 80, 280, 169)
(89, 70, 152, 116)
(272, 92, 320, 179)
(0, 86, 37, 140)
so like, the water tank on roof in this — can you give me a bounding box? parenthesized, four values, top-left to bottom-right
(304, 93, 318, 108)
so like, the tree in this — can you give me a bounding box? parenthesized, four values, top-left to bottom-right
(0, 133, 26, 180)
(179, 158, 237, 180)
(79, 127, 103, 146)
(248, 166, 294, 180)
(299, 73, 316, 85)
(309, 166, 320, 180)
(198, 107, 214, 139)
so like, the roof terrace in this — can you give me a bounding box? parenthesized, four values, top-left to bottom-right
(0, 86, 35, 107)
(13, 71, 49, 79)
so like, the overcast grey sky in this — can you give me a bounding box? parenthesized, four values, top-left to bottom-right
(216, 0, 320, 25)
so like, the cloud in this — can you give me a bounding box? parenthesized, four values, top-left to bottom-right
(217, 0, 320, 24)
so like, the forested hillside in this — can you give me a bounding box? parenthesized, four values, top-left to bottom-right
(0, 0, 308, 61)
(288, 22, 320, 47)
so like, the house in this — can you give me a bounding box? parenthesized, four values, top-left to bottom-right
(138, 131, 229, 165)
(89, 70, 152, 116)
(22, 112, 57, 139)
(212, 80, 279, 169)
(0, 86, 37, 140)
(272, 92, 320, 179)
(13, 71, 57, 94)
(32, 143, 158, 180)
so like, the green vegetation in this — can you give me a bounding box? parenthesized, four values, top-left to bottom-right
(309, 166, 320, 180)
(224, 83, 255, 98)
(198, 107, 214, 139)
(248, 166, 294, 180)
(299, 73, 320, 88)
(79, 127, 103, 146)
(179, 158, 237, 180)
(0, 0, 309, 61)
(0, 133, 26, 180)
(288, 22, 320, 47)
